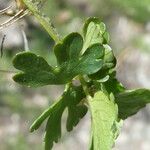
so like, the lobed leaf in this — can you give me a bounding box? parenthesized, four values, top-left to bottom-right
(13, 33, 104, 87)
(88, 91, 119, 150)
(82, 17, 107, 53)
(54, 33, 83, 65)
(30, 85, 87, 150)
(13, 52, 61, 87)
(115, 89, 150, 119)
(89, 45, 116, 81)
(44, 104, 65, 150)
(82, 18, 116, 81)
(44, 85, 87, 150)
(55, 32, 105, 77)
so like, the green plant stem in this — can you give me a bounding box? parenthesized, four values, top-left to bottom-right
(79, 75, 91, 99)
(23, 0, 61, 43)
(78, 75, 94, 149)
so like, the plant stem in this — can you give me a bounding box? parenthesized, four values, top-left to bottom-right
(79, 75, 94, 149)
(79, 75, 91, 99)
(23, 0, 61, 43)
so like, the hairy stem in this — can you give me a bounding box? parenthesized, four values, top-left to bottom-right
(23, 0, 61, 43)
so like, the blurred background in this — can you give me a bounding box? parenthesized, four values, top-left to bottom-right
(0, 0, 150, 149)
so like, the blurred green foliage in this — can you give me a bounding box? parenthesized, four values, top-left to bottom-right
(91, 0, 150, 23)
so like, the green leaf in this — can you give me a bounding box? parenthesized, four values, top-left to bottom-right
(30, 96, 66, 132)
(54, 33, 83, 65)
(32, 89, 67, 150)
(67, 105, 87, 131)
(66, 85, 88, 131)
(54, 32, 104, 76)
(30, 85, 87, 150)
(103, 45, 116, 69)
(13, 52, 60, 87)
(88, 91, 119, 150)
(89, 45, 116, 81)
(44, 85, 87, 150)
(83, 19, 116, 81)
(44, 102, 65, 150)
(102, 32, 110, 44)
(82, 17, 107, 53)
(115, 89, 150, 120)
(83, 18, 106, 37)
(104, 78, 125, 95)
(13, 33, 104, 87)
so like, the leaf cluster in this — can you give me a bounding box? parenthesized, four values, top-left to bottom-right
(12, 1, 150, 149)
